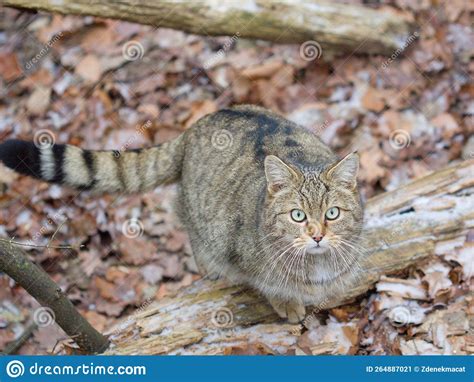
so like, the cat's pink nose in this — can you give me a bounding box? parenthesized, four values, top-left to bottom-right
(313, 235, 324, 243)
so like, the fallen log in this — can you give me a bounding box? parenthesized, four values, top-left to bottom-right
(105, 159, 474, 355)
(3, 0, 415, 56)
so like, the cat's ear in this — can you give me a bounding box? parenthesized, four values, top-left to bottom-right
(325, 152, 359, 189)
(264, 155, 299, 195)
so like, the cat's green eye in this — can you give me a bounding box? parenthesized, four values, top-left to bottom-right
(325, 207, 340, 220)
(290, 209, 306, 222)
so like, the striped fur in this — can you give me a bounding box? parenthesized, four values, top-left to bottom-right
(0, 106, 365, 323)
(0, 136, 185, 194)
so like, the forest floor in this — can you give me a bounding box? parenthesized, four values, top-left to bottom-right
(0, 1, 472, 355)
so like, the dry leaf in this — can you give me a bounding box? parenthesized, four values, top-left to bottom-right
(75, 54, 102, 83)
(376, 276, 428, 300)
(26, 86, 51, 115)
(0, 52, 22, 81)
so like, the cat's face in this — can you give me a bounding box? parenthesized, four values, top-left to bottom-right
(264, 153, 363, 281)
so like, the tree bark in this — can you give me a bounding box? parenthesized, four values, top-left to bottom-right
(2, 0, 415, 55)
(0, 241, 110, 354)
(104, 159, 474, 355)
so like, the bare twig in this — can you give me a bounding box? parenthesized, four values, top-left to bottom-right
(1, 321, 38, 355)
(0, 237, 84, 250)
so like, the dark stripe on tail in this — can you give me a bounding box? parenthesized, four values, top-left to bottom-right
(113, 152, 126, 191)
(51, 144, 66, 183)
(81, 150, 96, 190)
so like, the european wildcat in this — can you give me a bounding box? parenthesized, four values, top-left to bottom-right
(0, 105, 364, 323)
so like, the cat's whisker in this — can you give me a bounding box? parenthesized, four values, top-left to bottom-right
(337, 237, 366, 253)
(286, 247, 303, 291)
(333, 246, 360, 282)
(259, 241, 297, 287)
(332, 244, 350, 270)
(328, 247, 343, 291)
(260, 244, 295, 282)
(331, 241, 364, 282)
(253, 245, 294, 285)
(254, 239, 290, 261)
(283, 251, 299, 292)
(276, 246, 299, 292)
(252, 236, 291, 259)
(332, 236, 366, 255)
(334, 238, 367, 264)
(295, 247, 308, 291)
(331, 246, 355, 290)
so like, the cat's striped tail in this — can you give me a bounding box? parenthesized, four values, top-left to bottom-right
(0, 135, 185, 194)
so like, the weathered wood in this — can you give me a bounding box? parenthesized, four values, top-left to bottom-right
(2, 0, 415, 55)
(105, 159, 474, 355)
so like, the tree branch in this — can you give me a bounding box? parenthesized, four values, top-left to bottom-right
(0, 241, 109, 354)
(3, 0, 415, 55)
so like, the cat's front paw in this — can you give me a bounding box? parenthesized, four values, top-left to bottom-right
(267, 297, 306, 323)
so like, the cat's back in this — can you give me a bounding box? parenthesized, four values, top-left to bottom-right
(183, 104, 335, 171)
(179, 106, 336, 223)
